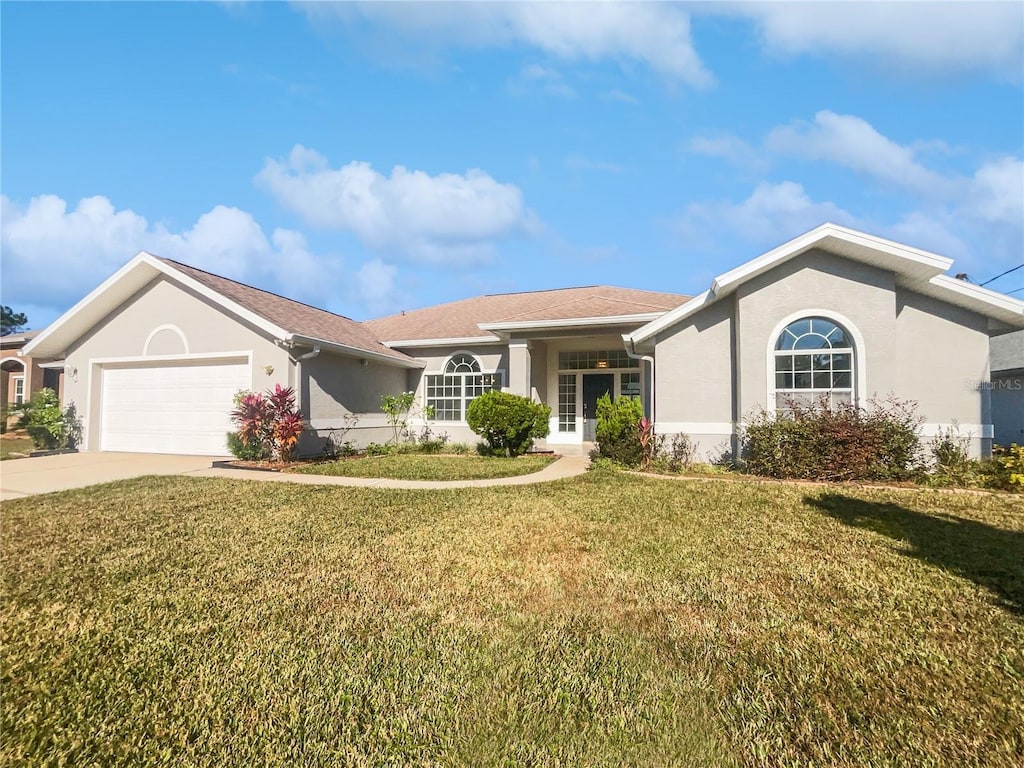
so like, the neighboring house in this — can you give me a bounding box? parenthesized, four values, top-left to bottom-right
(990, 329, 1024, 446)
(1, 330, 63, 427)
(22, 223, 1024, 457)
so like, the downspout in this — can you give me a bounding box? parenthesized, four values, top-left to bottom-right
(623, 335, 656, 432)
(275, 340, 321, 414)
(292, 344, 321, 416)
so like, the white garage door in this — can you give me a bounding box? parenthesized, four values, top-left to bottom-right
(101, 360, 251, 455)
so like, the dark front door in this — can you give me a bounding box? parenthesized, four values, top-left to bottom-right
(582, 373, 614, 441)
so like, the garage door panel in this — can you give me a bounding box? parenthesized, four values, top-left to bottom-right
(101, 360, 250, 455)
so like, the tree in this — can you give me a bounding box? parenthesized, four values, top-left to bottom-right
(1, 306, 28, 336)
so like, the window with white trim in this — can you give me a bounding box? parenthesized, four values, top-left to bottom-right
(12, 375, 25, 405)
(425, 353, 502, 421)
(773, 317, 854, 411)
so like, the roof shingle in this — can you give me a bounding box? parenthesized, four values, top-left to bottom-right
(365, 286, 689, 342)
(158, 258, 413, 362)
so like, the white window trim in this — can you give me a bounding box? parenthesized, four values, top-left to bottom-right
(12, 374, 26, 404)
(424, 351, 505, 423)
(765, 310, 867, 415)
(143, 324, 190, 356)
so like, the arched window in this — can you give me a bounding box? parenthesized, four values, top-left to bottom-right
(773, 316, 854, 410)
(425, 353, 502, 421)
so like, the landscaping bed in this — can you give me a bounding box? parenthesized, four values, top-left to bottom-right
(288, 453, 557, 481)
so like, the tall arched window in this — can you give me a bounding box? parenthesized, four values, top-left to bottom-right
(425, 353, 502, 421)
(773, 316, 854, 410)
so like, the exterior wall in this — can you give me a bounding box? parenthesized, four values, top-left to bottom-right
(405, 344, 509, 445)
(651, 249, 996, 459)
(62, 276, 294, 451)
(299, 351, 409, 453)
(735, 250, 898, 416)
(1, 347, 48, 409)
(990, 329, 1024, 447)
(654, 294, 735, 457)
(991, 374, 1024, 446)
(894, 288, 993, 453)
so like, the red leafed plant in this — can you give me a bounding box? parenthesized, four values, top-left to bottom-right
(230, 392, 272, 450)
(273, 411, 305, 461)
(267, 384, 296, 415)
(229, 385, 305, 462)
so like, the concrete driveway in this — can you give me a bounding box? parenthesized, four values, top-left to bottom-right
(0, 452, 218, 501)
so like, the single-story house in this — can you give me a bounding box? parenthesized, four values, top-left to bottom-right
(2, 330, 63, 428)
(22, 223, 1024, 457)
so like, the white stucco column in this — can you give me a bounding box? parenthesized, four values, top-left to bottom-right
(508, 339, 532, 398)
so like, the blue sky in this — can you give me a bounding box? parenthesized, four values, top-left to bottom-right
(2, 1, 1022, 330)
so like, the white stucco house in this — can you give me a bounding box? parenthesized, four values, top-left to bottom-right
(22, 223, 1024, 458)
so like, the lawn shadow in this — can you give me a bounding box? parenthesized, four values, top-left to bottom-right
(806, 493, 1024, 617)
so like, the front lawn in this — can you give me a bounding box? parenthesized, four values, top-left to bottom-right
(291, 453, 556, 480)
(2, 474, 1022, 766)
(0, 435, 34, 460)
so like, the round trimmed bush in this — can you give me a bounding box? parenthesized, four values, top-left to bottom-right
(466, 391, 551, 457)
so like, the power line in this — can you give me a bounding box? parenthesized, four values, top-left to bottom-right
(980, 263, 1024, 287)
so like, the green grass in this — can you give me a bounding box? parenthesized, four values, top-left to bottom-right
(291, 453, 556, 480)
(2, 473, 1022, 767)
(0, 436, 33, 460)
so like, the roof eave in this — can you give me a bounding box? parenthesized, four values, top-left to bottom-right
(478, 312, 666, 337)
(22, 252, 293, 360)
(383, 335, 505, 349)
(288, 334, 425, 368)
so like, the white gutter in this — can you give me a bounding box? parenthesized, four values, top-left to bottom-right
(287, 334, 425, 368)
(478, 312, 665, 334)
(383, 335, 505, 349)
(622, 335, 656, 432)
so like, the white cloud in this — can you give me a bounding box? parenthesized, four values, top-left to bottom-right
(676, 181, 857, 249)
(353, 258, 400, 315)
(723, 1, 1023, 81)
(689, 111, 1022, 269)
(298, 1, 713, 87)
(255, 145, 538, 263)
(884, 211, 971, 261)
(686, 134, 768, 172)
(0, 193, 344, 316)
(509, 63, 577, 98)
(766, 111, 952, 196)
(965, 156, 1024, 226)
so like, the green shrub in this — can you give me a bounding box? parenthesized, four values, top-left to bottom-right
(466, 391, 551, 457)
(410, 425, 449, 454)
(16, 388, 79, 450)
(742, 397, 923, 482)
(594, 394, 644, 467)
(981, 444, 1024, 492)
(927, 425, 981, 488)
(647, 433, 697, 474)
(227, 430, 269, 461)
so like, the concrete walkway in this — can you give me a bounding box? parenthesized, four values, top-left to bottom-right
(0, 453, 590, 500)
(0, 452, 218, 501)
(192, 455, 590, 490)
